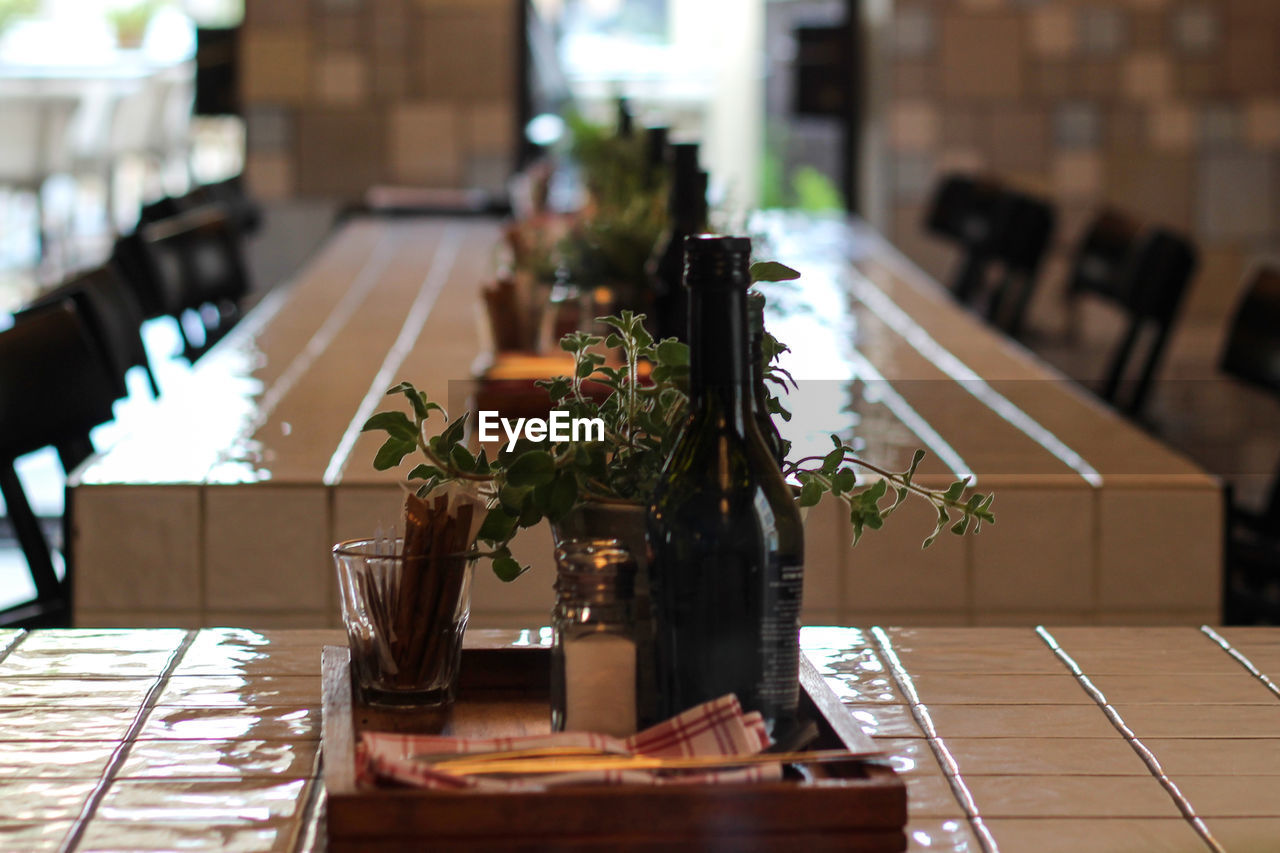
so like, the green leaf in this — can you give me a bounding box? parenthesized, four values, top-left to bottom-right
(605, 333, 624, 349)
(498, 484, 530, 513)
(749, 260, 801, 282)
(492, 555, 527, 582)
(477, 507, 518, 542)
(576, 359, 597, 379)
(655, 339, 689, 366)
(820, 447, 844, 476)
(438, 413, 468, 449)
(942, 477, 971, 502)
(406, 463, 442, 481)
(950, 516, 970, 536)
(831, 468, 857, 495)
(546, 473, 579, 522)
(361, 411, 417, 441)
(506, 451, 556, 487)
(372, 436, 415, 471)
(904, 449, 926, 484)
(449, 444, 476, 473)
(799, 479, 823, 507)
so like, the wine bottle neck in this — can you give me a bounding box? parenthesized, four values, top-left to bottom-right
(689, 287, 751, 409)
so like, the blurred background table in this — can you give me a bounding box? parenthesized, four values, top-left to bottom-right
(68, 213, 1221, 630)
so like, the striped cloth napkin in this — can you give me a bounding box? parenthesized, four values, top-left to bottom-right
(358, 694, 779, 790)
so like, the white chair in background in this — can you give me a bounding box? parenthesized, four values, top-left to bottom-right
(0, 86, 78, 260)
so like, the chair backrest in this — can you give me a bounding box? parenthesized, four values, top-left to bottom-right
(0, 301, 118, 461)
(1101, 226, 1198, 413)
(925, 173, 1009, 252)
(0, 93, 78, 183)
(140, 204, 251, 312)
(1221, 265, 1280, 398)
(1068, 207, 1142, 305)
(985, 189, 1056, 336)
(18, 266, 157, 400)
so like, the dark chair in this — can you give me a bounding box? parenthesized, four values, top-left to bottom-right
(924, 173, 1010, 303)
(985, 190, 1056, 337)
(0, 302, 119, 627)
(113, 205, 251, 361)
(924, 173, 1056, 336)
(18, 265, 160, 398)
(1098, 226, 1197, 415)
(1218, 265, 1280, 623)
(1066, 207, 1142, 306)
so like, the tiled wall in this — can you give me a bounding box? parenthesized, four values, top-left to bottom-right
(240, 0, 518, 201)
(883, 0, 1280, 324)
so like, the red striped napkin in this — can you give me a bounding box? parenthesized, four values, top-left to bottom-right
(358, 694, 779, 790)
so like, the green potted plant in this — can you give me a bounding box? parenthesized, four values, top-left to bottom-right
(363, 272, 995, 581)
(106, 0, 160, 49)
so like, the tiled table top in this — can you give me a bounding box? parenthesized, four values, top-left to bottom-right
(2, 626, 1277, 852)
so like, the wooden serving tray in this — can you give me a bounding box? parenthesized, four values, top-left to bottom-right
(322, 640, 906, 852)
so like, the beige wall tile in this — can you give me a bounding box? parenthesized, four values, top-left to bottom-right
(1104, 150, 1193, 230)
(1148, 103, 1195, 152)
(1121, 53, 1173, 101)
(1096, 488, 1222, 611)
(72, 486, 201, 612)
(241, 31, 311, 104)
(316, 53, 368, 105)
(1053, 151, 1103, 199)
(972, 488, 1094, 611)
(939, 13, 1025, 100)
(1224, 30, 1280, 95)
(389, 101, 460, 185)
(414, 7, 515, 101)
(1199, 152, 1276, 241)
(245, 152, 294, 201)
(1243, 99, 1280, 146)
(244, 0, 308, 28)
(295, 109, 387, 197)
(1028, 6, 1076, 59)
(463, 101, 515, 157)
(842, 493, 969, 614)
(986, 107, 1049, 173)
(801, 495, 846, 621)
(1178, 58, 1224, 98)
(892, 61, 938, 99)
(889, 101, 940, 151)
(204, 486, 333, 612)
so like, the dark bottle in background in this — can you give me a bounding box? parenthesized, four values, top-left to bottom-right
(748, 290, 788, 467)
(616, 96, 634, 137)
(646, 235, 805, 734)
(644, 125, 669, 188)
(648, 142, 707, 343)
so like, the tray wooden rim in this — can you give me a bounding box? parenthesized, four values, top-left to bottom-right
(321, 643, 907, 848)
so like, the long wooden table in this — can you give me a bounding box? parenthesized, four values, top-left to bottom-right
(68, 214, 1222, 629)
(2, 626, 1277, 851)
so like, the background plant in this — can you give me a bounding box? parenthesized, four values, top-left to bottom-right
(365, 272, 994, 580)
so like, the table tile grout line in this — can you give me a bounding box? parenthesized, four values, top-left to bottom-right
(0, 629, 28, 663)
(1200, 625, 1280, 701)
(322, 221, 466, 487)
(291, 750, 327, 853)
(1034, 626, 1225, 853)
(58, 629, 198, 853)
(870, 627, 1001, 853)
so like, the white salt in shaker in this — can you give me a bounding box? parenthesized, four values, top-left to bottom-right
(551, 540, 638, 737)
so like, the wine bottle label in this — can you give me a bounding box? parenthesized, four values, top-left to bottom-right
(757, 560, 803, 713)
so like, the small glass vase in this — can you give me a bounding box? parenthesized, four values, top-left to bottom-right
(332, 538, 475, 709)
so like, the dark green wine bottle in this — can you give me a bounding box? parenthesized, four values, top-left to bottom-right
(646, 235, 805, 734)
(648, 143, 707, 342)
(748, 290, 788, 467)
